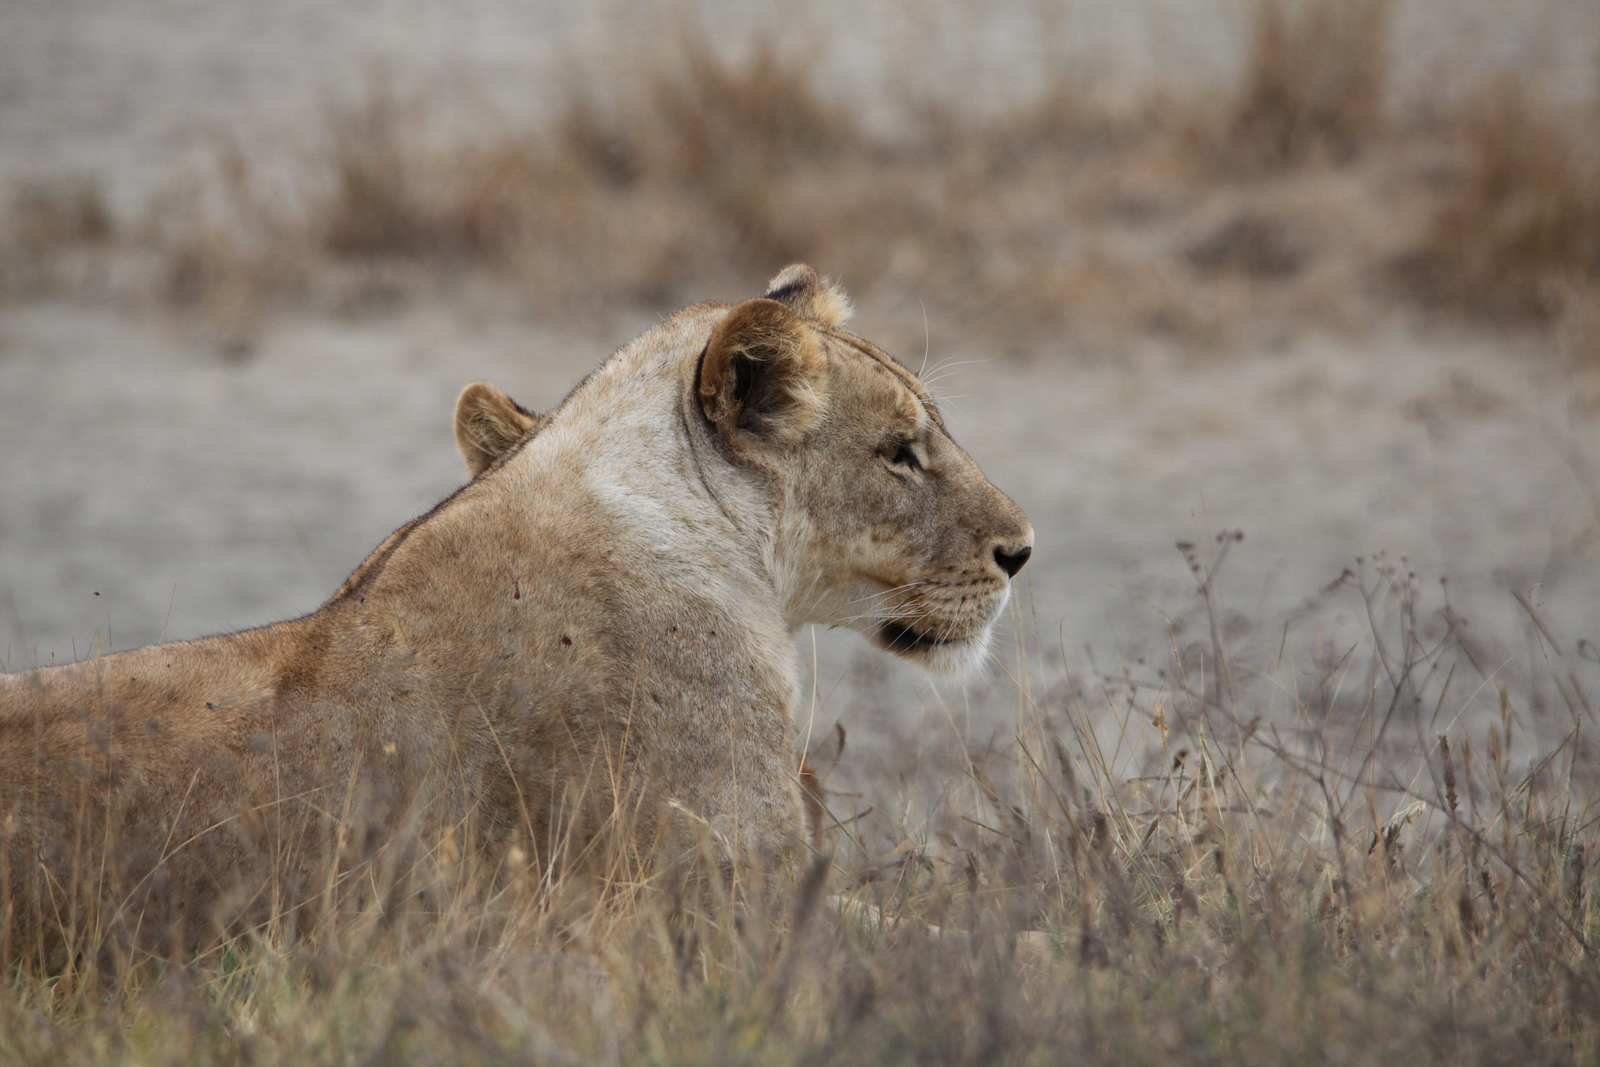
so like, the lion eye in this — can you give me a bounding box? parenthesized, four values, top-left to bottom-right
(884, 438, 920, 472)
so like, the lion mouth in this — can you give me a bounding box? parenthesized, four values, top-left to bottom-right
(876, 619, 961, 655)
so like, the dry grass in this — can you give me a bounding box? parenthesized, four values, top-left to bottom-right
(104, 3, 1431, 359)
(1, 1, 1594, 364)
(0, 177, 113, 301)
(5, 548, 1600, 1064)
(1227, 0, 1392, 167)
(1399, 80, 1600, 352)
(1, 0, 1584, 363)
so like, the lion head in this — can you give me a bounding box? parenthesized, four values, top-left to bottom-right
(699, 266, 1033, 674)
(460, 264, 1032, 676)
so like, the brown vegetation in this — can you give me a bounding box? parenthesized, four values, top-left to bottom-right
(0, 177, 112, 299)
(1228, 0, 1392, 166)
(5, 549, 1600, 1064)
(1401, 81, 1600, 345)
(132, 25, 1371, 356)
(4, 1, 1593, 364)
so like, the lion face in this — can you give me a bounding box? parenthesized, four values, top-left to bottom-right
(697, 267, 1033, 675)
(789, 337, 1031, 674)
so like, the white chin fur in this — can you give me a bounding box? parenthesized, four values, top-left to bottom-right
(909, 628, 994, 679)
(873, 585, 1009, 680)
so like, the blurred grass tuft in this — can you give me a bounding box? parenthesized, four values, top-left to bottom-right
(4, 0, 1594, 364)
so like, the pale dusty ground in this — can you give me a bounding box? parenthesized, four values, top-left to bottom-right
(3, 297, 1597, 747)
(3, 0, 1600, 767)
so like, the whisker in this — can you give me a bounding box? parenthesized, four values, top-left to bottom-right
(918, 357, 991, 388)
(917, 300, 931, 377)
(852, 580, 933, 604)
(835, 599, 946, 626)
(835, 606, 934, 626)
(920, 354, 989, 378)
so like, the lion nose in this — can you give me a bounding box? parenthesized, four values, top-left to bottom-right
(994, 543, 1032, 578)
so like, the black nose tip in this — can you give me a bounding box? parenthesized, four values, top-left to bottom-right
(994, 544, 1031, 578)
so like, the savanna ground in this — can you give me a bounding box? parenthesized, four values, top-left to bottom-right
(4, 0, 1600, 1061)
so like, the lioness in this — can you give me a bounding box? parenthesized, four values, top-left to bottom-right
(0, 266, 1031, 962)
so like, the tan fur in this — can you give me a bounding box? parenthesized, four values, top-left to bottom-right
(761, 264, 853, 327)
(454, 381, 547, 477)
(0, 266, 1031, 963)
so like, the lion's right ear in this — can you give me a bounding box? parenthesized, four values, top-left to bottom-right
(762, 264, 852, 327)
(454, 381, 547, 477)
(698, 298, 828, 447)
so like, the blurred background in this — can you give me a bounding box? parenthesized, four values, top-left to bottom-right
(2, 0, 1599, 771)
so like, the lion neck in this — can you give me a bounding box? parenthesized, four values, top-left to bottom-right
(318, 313, 814, 737)
(524, 333, 798, 619)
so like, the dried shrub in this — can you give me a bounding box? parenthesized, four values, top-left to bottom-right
(123, 3, 1595, 359)
(1229, 0, 1392, 166)
(23, 0, 1600, 362)
(140, 8, 1422, 357)
(0, 177, 113, 298)
(315, 93, 459, 259)
(311, 93, 550, 265)
(633, 36, 856, 183)
(525, 33, 864, 307)
(1403, 81, 1600, 323)
(141, 151, 310, 354)
(149, 34, 865, 326)
(1186, 211, 1309, 279)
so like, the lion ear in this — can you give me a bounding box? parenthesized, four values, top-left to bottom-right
(454, 381, 547, 477)
(698, 298, 828, 446)
(762, 264, 852, 327)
